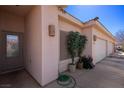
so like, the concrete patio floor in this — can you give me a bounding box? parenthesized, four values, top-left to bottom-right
(45, 55, 124, 88)
(0, 54, 124, 88)
(0, 70, 41, 88)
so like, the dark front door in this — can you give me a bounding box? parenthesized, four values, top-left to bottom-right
(0, 31, 24, 74)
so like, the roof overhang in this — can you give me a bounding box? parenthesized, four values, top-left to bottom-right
(0, 5, 34, 17)
(58, 8, 84, 29)
(84, 20, 116, 42)
(57, 5, 67, 8)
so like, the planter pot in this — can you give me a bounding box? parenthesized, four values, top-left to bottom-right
(77, 62, 83, 69)
(68, 64, 76, 72)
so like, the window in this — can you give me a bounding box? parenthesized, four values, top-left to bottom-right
(7, 35, 19, 57)
(60, 30, 71, 60)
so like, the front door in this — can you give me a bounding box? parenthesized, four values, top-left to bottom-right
(0, 31, 24, 74)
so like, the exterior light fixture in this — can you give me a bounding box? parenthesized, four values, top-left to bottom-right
(93, 35, 97, 41)
(48, 25, 55, 37)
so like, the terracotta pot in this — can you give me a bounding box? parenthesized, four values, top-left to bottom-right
(77, 62, 83, 69)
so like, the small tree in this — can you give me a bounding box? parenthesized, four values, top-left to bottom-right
(78, 35, 87, 62)
(116, 29, 124, 52)
(67, 31, 80, 65)
(116, 30, 124, 42)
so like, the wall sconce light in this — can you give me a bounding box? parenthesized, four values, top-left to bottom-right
(48, 25, 55, 37)
(93, 35, 97, 41)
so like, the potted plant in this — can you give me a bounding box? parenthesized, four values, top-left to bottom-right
(77, 35, 87, 69)
(67, 31, 80, 72)
(82, 55, 94, 69)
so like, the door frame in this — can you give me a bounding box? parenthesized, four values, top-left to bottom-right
(0, 30, 24, 73)
(3, 31, 23, 59)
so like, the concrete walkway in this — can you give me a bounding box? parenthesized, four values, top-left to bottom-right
(45, 54, 124, 88)
(0, 54, 124, 88)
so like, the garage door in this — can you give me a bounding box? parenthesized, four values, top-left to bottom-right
(94, 38, 107, 64)
(107, 42, 113, 56)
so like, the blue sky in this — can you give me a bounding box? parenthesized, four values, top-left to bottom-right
(65, 5, 124, 36)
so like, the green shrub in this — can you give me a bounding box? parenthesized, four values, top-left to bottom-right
(78, 35, 87, 63)
(67, 31, 80, 65)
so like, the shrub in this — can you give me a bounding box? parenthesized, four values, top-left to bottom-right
(82, 56, 95, 69)
(77, 35, 87, 63)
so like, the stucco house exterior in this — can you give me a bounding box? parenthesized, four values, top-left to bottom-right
(0, 5, 116, 86)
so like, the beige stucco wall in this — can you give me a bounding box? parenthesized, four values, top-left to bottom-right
(58, 10, 84, 28)
(41, 5, 59, 86)
(59, 17, 83, 32)
(0, 10, 24, 32)
(81, 27, 92, 56)
(24, 6, 42, 85)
